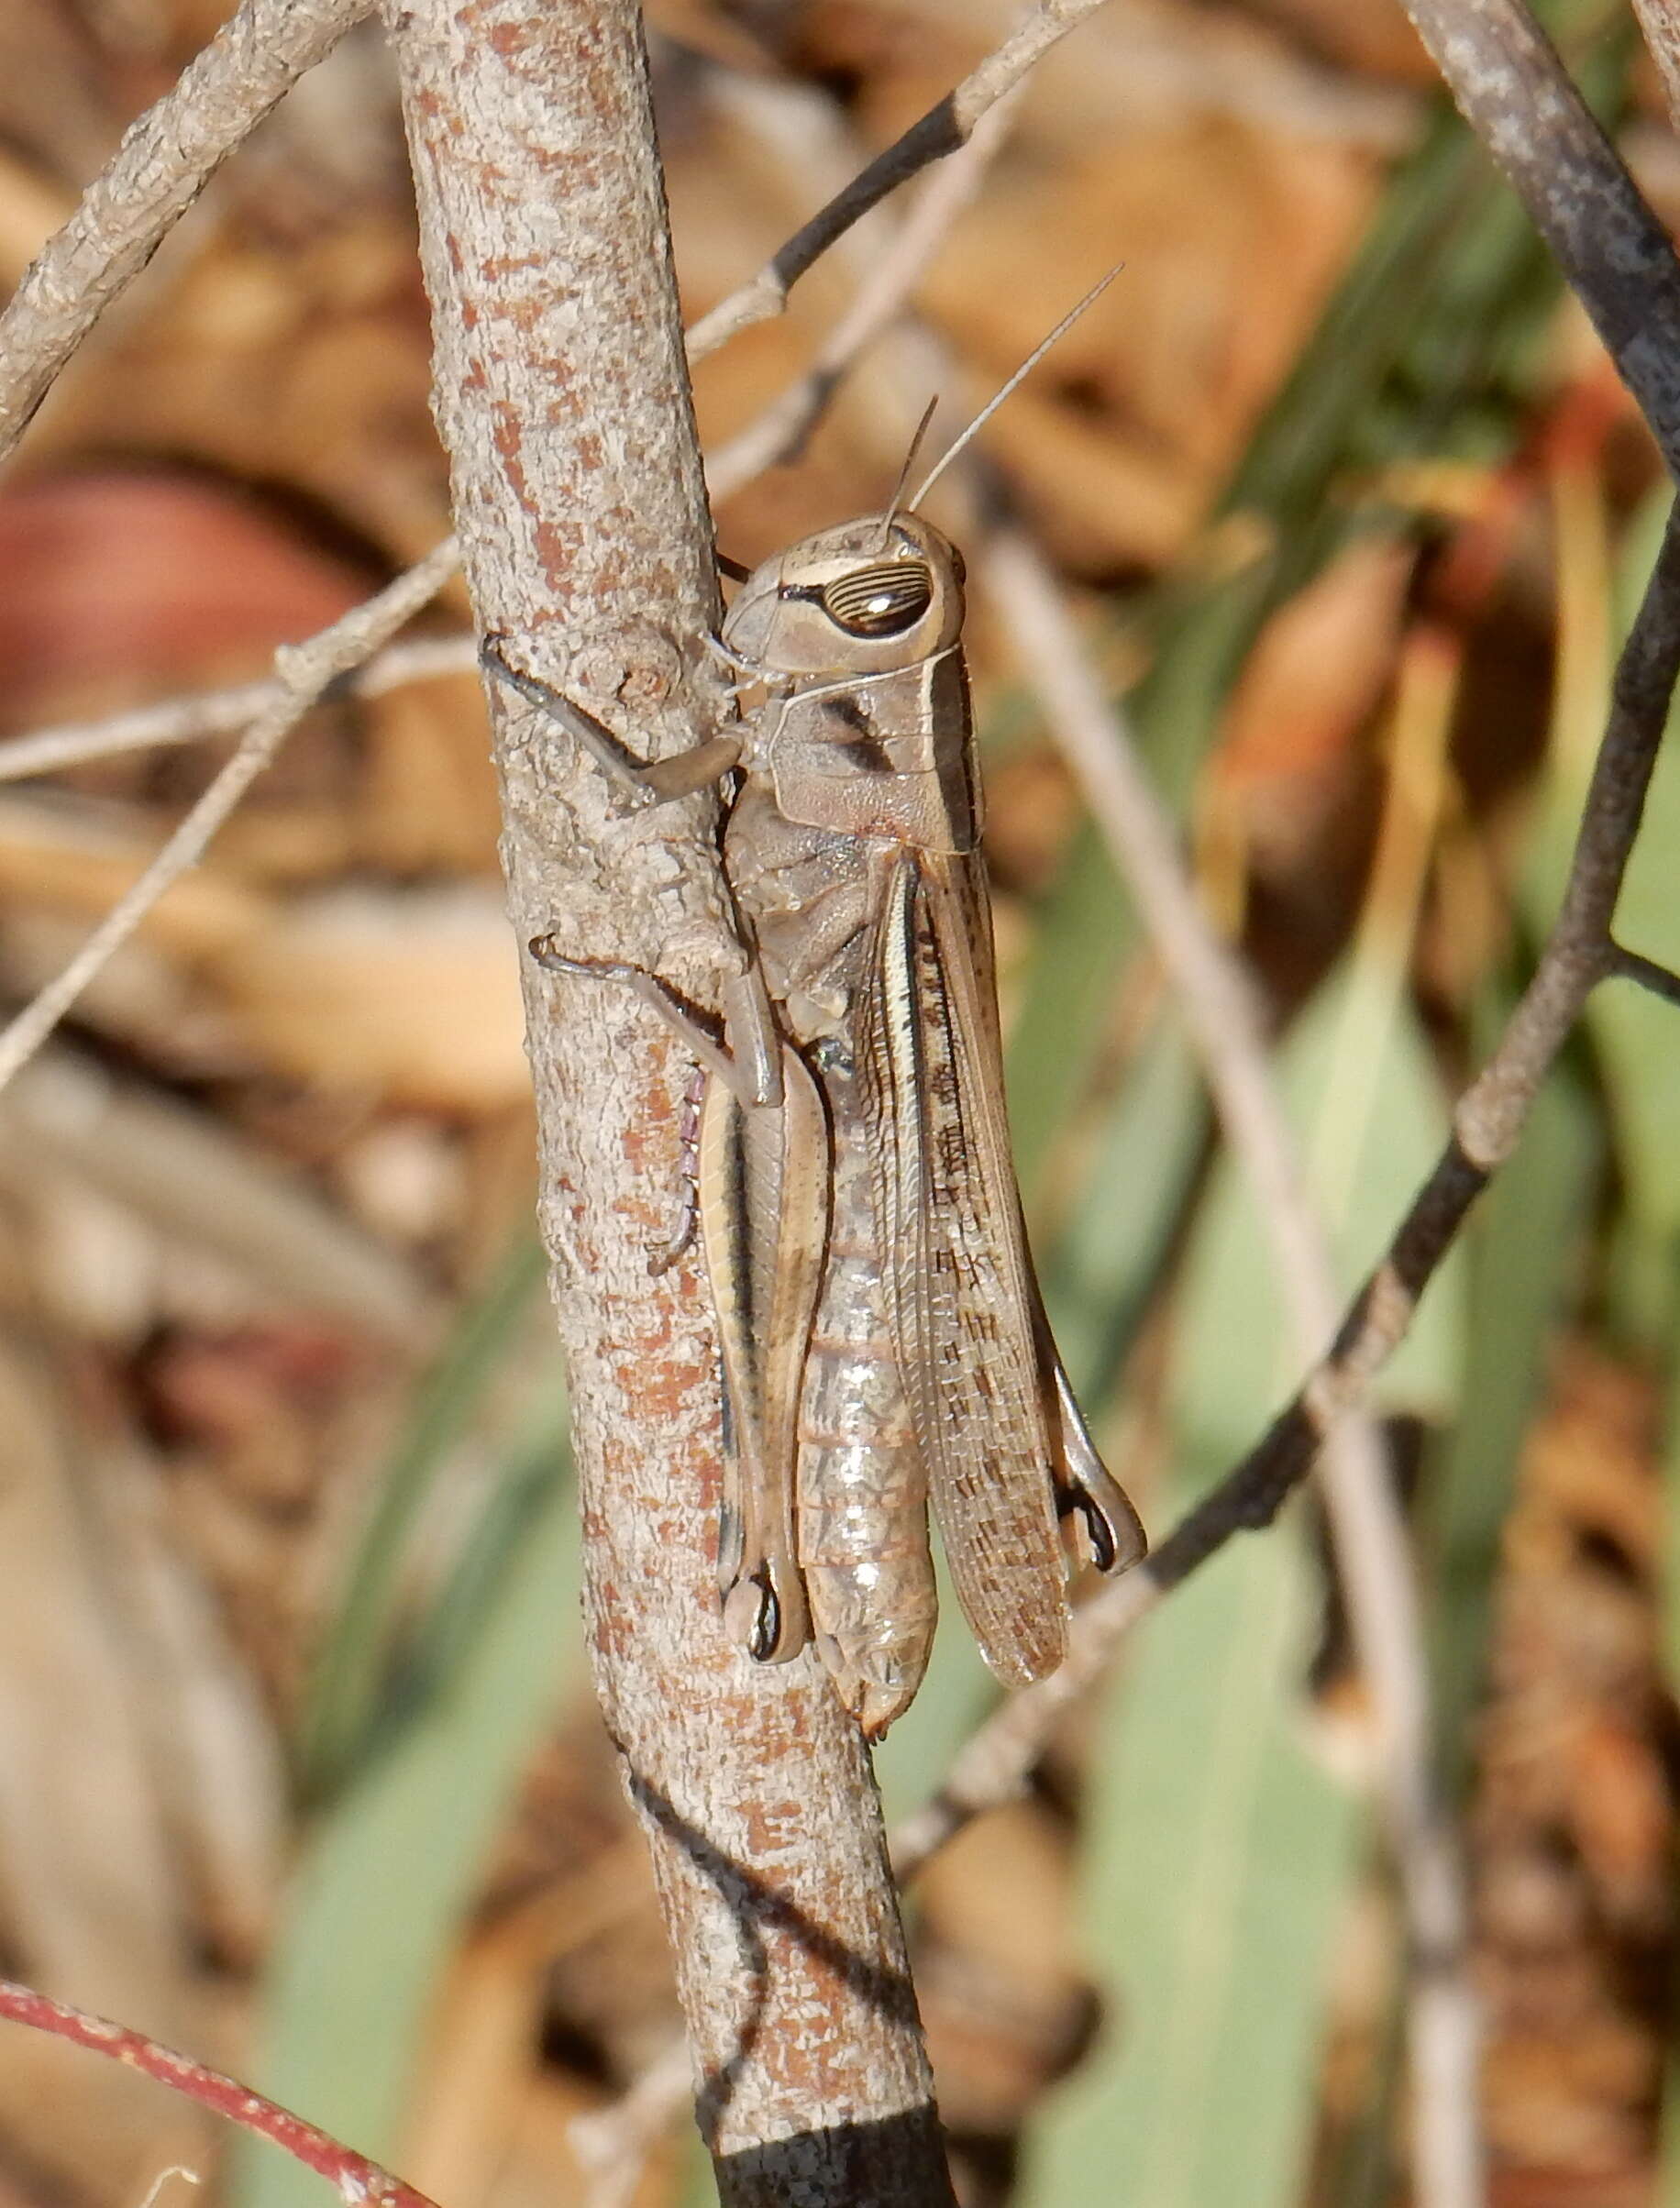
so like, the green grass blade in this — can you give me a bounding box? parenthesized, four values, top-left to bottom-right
(1024, 944, 1463, 2208)
(1427, 1049, 1598, 1797)
(298, 1231, 549, 1797)
(1005, 582, 1261, 1207)
(1021, 1517, 1357, 2208)
(230, 1398, 579, 2208)
(1178, 962, 1466, 1445)
(1040, 1012, 1206, 1407)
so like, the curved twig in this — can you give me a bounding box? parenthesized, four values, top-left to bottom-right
(0, 1979, 439, 2208)
(684, 0, 1117, 364)
(0, 0, 373, 463)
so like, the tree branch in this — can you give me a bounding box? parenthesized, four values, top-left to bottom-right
(0, 0, 373, 464)
(383, 4, 953, 2201)
(1398, 0, 1680, 473)
(1608, 941, 1680, 1006)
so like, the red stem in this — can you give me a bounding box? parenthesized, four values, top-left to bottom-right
(0, 1980, 440, 2208)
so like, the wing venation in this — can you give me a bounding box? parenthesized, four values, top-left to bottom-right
(863, 851, 1067, 1684)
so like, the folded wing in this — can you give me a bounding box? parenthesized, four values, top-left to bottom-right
(863, 849, 1069, 1684)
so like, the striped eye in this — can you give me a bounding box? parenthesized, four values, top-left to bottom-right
(818, 561, 934, 638)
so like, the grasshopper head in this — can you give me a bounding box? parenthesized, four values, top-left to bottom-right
(722, 512, 966, 680)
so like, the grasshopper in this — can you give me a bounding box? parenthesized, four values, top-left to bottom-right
(488, 280, 1145, 1736)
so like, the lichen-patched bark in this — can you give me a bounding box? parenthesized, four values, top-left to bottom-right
(384, 1, 953, 2197)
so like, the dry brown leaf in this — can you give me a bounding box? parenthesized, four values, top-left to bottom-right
(404, 1838, 654, 2203)
(915, 1802, 1092, 2131)
(2, 1050, 432, 1341)
(1564, 1721, 1672, 1926)
(355, 679, 501, 876)
(1220, 537, 1415, 789)
(0, 472, 375, 727)
(208, 885, 529, 1108)
(0, 794, 271, 951)
(73, 1426, 288, 1970)
(0, 1340, 216, 2193)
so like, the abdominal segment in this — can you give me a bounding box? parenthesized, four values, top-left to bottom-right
(797, 1077, 935, 1739)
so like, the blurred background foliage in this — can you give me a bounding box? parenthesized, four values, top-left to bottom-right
(0, 2, 1676, 2204)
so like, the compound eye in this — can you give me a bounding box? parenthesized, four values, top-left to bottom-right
(818, 560, 934, 638)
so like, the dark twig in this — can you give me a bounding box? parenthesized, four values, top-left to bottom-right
(1608, 942, 1680, 1008)
(684, 0, 1114, 362)
(1399, 0, 1680, 473)
(704, 91, 1022, 502)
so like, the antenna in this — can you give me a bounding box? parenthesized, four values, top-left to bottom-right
(908, 264, 1122, 512)
(876, 395, 940, 548)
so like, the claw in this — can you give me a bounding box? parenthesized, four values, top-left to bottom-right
(527, 937, 646, 983)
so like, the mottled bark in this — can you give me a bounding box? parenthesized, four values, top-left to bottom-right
(384, 2, 953, 2199)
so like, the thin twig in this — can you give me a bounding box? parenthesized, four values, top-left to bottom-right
(1630, 0, 1680, 135)
(704, 93, 1022, 505)
(982, 523, 1481, 2208)
(0, 536, 459, 1095)
(0, 633, 478, 784)
(1608, 942, 1680, 1006)
(0, 1978, 439, 2208)
(684, 0, 1115, 364)
(0, 0, 373, 464)
(1398, 0, 1680, 475)
(895, 498, 1680, 1880)
(569, 2038, 693, 2208)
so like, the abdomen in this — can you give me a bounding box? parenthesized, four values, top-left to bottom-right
(796, 1065, 935, 1739)
(724, 799, 937, 1736)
